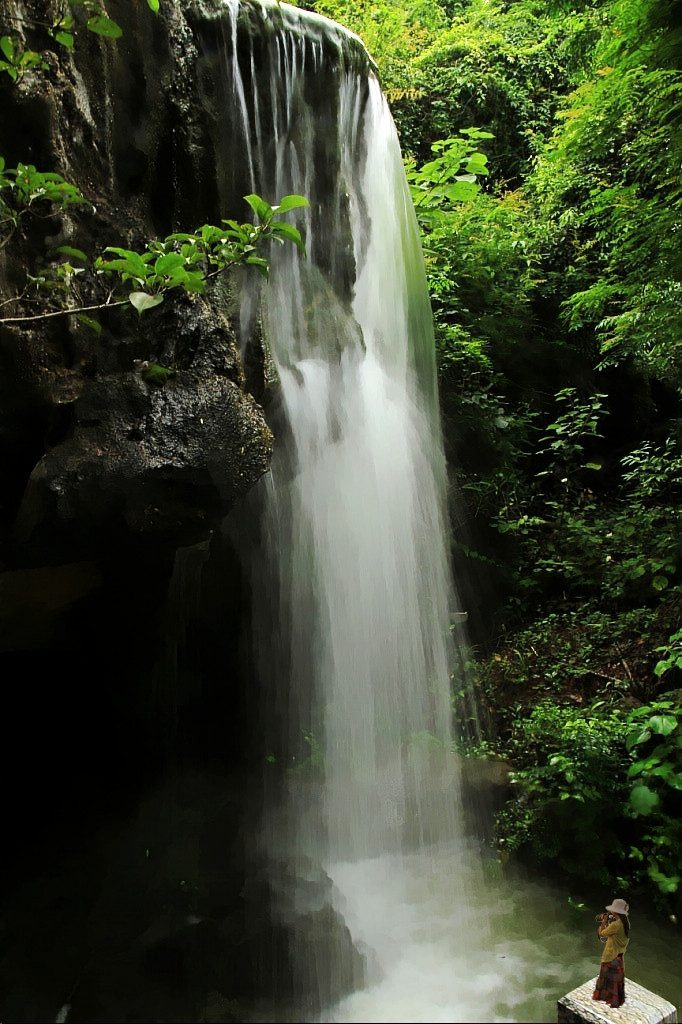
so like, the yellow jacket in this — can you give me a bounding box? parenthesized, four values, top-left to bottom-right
(600, 916, 629, 963)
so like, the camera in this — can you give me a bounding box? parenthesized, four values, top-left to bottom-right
(595, 912, 616, 924)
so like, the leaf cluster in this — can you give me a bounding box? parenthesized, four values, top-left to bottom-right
(1, 1, 161, 82)
(94, 194, 308, 316)
(528, 4, 682, 381)
(0, 182, 308, 323)
(0, 158, 91, 237)
(625, 695, 682, 898)
(491, 682, 682, 902)
(400, 0, 604, 176)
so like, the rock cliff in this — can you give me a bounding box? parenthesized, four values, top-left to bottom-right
(0, 3, 363, 1020)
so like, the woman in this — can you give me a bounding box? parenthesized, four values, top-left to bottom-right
(593, 897, 630, 1008)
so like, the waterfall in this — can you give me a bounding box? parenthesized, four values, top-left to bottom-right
(211, 1, 487, 1018)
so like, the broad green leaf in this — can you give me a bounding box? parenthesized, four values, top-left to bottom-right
(129, 291, 164, 314)
(54, 32, 74, 48)
(626, 726, 651, 751)
(244, 193, 273, 222)
(460, 127, 494, 140)
(201, 225, 225, 244)
(76, 314, 102, 333)
(181, 271, 205, 293)
(147, 0, 160, 10)
(0, 36, 14, 59)
(180, 242, 201, 258)
(86, 16, 123, 39)
(444, 181, 480, 203)
(218, 222, 250, 242)
(56, 245, 88, 262)
(270, 221, 305, 251)
(103, 248, 154, 278)
(464, 155, 489, 175)
(153, 252, 185, 276)
(648, 715, 678, 736)
(272, 194, 310, 214)
(629, 784, 660, 815)
(244, 255, 269, 277)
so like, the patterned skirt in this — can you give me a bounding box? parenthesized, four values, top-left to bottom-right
(593, 954, 625, 1008)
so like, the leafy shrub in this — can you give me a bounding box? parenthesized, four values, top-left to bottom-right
(494, 698, 629, 882)
(488, 678, 682, 907)
(625, 694, 682, 899)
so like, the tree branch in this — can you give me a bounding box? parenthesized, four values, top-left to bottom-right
(0, 298, 128, 324)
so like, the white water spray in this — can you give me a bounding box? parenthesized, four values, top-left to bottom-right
(214, 5, 596, 1022)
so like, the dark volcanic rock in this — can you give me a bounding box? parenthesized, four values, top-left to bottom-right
(11, 294, 273, 564)
(0, 2, 275, 574)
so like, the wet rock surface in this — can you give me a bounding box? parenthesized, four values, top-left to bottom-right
(0, 2, 364, 1020)
(0, 771, 365, 1023)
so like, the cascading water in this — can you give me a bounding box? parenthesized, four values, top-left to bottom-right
(212, 0, 486, 1016)
(211, 3, 598, 1022)
(218, 0, 461, 844)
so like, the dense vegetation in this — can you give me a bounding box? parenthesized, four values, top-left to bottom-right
(313, 0, 682, 914)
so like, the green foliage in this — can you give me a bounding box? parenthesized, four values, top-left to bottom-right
(94, 194, 309, 314)
(494, 698, 628, 880)
(653, 629, 682, 681)
(405, 129, 492, 217)
(313, 0, 448, 96)
(483, 387, 682, 612)
(312, 0, 682, 915)
(528, 1, 682, 380)
(404, 132, 542, 487)
(0, 159, 91, 234)
(0, 165, 307, 321)
(621, 439, 682, 502)
(0, 34, 47, 81)
(473, 591, 682, 904)
(0, 0, 161, 80)
(625, 698, 682, 896)
(491, 690, 682, 900)
(0, 3, 309, 335)
(535, 387, 606, 479)
(405, 0, 602, 176)
(485, 388, 605, 606)
(53, 1, 125, 42)
(477, 605, 666, 709)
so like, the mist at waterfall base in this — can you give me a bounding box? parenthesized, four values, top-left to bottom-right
(214, 4, 601, 1022)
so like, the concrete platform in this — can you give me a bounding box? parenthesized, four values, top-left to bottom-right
(558, 977, 677, 1024)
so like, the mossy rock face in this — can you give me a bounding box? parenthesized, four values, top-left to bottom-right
(10, 291, 273, 565)
(0, 1, 277, 573)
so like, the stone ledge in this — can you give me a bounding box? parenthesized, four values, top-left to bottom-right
(558, 977, 678, 1024)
